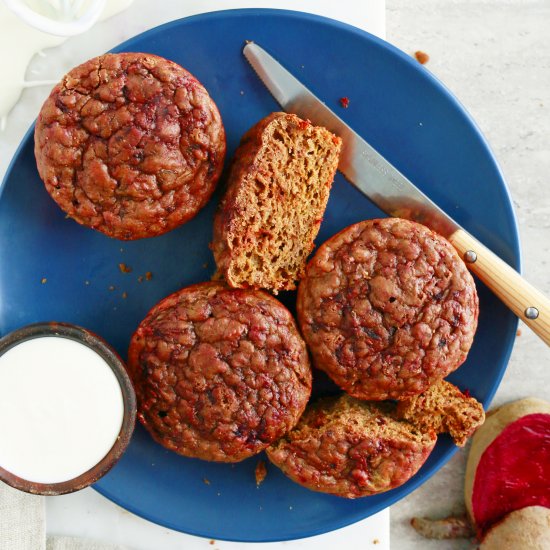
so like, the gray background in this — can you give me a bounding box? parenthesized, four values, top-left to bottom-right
(388, 1, 550, 547)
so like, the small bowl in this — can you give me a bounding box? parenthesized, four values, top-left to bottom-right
(2, 0, 106, 37)
(0, 322, 136, 495)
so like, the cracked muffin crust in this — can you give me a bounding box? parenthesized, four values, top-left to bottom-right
(267, 394, 437, 498)
(34, 52, 225, 240)
(127, 282, 312, 462)
(297, 218, 479, 400)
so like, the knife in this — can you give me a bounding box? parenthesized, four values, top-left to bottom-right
(244, 42, 550, 346)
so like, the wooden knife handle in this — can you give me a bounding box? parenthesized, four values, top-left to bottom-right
(449, 228, 550, 345)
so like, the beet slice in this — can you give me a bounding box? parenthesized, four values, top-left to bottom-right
(471, 413, 550, 534)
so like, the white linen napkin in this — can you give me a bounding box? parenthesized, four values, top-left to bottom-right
(0, 483, 45, 550)
(1, 482, 125, 550)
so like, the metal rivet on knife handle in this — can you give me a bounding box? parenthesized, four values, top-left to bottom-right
(464, 250, 477, 263)
(525, 307, 540, 320)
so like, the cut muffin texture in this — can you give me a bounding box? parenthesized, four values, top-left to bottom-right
(267, 394, 436, 498)
(396, 379, 485, 446)
(212, 112, 341, 292)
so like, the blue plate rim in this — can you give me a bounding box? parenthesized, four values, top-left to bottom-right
(0, 7, 521, 542)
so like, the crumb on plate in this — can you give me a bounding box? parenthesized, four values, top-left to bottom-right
(339, 97, 350, 108)
(255, 460, 267, 487)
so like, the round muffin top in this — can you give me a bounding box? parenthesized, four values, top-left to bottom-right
(127, 282, 312, 462)
(267, 395, 437, 498)
(34, 52, 225, 240)
(297, 217, 479, 400)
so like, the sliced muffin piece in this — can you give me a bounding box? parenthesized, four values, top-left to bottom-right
(267, 394, 436, 498)
(212, 112, 342, 292)
(396, 380, 485, 446)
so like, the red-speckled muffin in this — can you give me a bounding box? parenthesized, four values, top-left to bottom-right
(267, 394, 437, 498)
(127, 282, 312, 462)
(297, 218, 479, 401)
(34, 52, 225, 240)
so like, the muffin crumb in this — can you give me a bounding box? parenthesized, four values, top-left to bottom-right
(255, 460, 267, 487)
(339, 96, 350, 108)
(415, 50, 430, 64)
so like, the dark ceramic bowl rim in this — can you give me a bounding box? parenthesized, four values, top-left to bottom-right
(0, 322, 136, 495)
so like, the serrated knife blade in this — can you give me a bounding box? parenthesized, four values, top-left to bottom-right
(242, 42, 550, 346)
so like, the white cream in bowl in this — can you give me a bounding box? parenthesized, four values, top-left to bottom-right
(0, 336, 124, 484)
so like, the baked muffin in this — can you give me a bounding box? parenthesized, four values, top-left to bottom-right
(212, 112, 341, 292)
(127, 282, 311, 462)
(35, 52, 225, 240)
(297, 217, 479, 400)
(267, 394, 436, 498)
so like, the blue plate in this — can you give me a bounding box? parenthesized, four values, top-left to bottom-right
(0, 8, 519, 542)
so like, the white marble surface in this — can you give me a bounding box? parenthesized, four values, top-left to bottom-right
(387, 1, 550, 548)
(0, 0, 385, 182)
(45, 487, 388, 550)
(0, 2, 389, 550)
